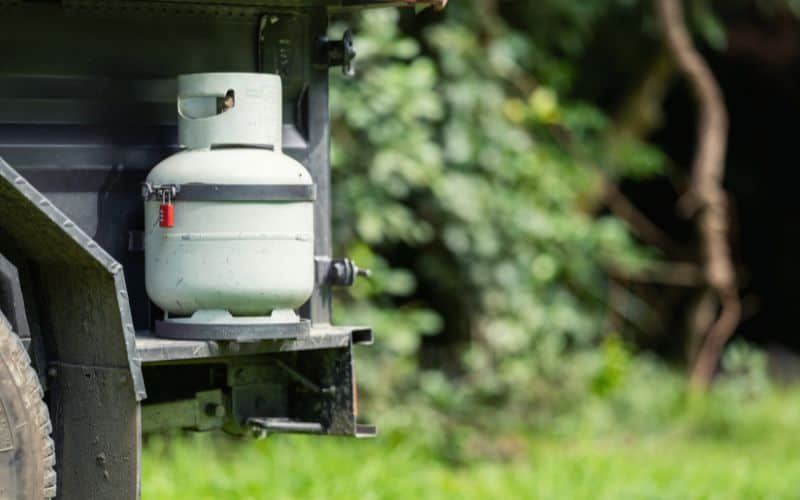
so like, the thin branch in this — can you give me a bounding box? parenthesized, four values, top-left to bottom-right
(610, 261, 703, 287)
(404, 0, 448, 10)
(655, 0, 741, 390)
(603, 179, 683, 256)
(615, 50, 679, 138)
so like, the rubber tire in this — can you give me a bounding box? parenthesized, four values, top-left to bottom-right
(0, 315, 56, 499)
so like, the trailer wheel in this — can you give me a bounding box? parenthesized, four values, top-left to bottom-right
(0, 315, 56, 499)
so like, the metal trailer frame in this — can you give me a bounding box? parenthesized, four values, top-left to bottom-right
(0, 1, 424, 497)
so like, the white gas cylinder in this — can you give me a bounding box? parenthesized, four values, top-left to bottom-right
(144, 73, 314, 319)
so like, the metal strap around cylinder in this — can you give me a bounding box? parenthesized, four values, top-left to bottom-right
(144, 183, 316, 202)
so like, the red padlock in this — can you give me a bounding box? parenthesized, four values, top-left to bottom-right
(159, 190, 174, 228)
(159, 204, 174, 228)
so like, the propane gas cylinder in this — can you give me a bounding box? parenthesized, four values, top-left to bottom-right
(144, 73, 315, 319)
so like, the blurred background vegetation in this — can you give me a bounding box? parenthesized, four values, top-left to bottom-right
(145, 1, 800, 497)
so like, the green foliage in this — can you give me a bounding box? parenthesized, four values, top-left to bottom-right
(330, 3, 662, 427)
(690, 0, 728, 50)
(590, 334, 633, 397)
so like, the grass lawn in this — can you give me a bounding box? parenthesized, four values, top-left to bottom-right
(143, 388, 800, 499)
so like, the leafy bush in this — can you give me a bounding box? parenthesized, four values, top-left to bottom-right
(329, 2, 665, 433)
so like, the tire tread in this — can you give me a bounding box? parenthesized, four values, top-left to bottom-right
(0, 315, 56, 499)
